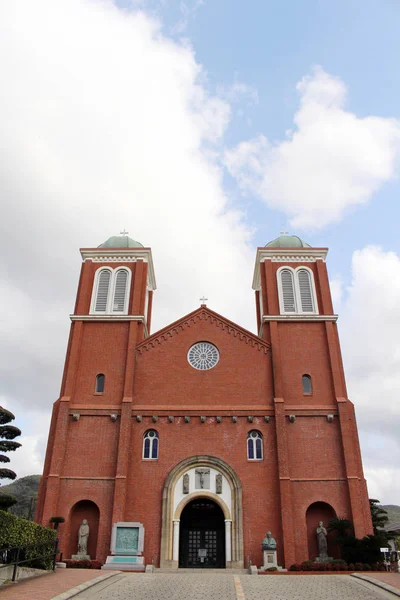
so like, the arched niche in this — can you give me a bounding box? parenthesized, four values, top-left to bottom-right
(68, 500, 100, 559)
(306, 501, 337, 560)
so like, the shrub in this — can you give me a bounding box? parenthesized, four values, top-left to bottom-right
(64, 559, 102, 569)
(0, 509, 56, 570)
(354, 562, 364, 571)
(266, 566, 277, 571)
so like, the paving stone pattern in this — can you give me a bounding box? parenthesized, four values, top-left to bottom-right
(74, 573, 398, 600)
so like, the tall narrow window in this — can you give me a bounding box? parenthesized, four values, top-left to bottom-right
(112, 269, 129, 313)
(143, 430, 159, 459)
(95, 374, 105, 393)
(302, 374, 312, 394)
(247, 431, 263, 460)
(280, 269, 296, 313)
(94, 269, 111, 312)
(297, 269, 314, 313)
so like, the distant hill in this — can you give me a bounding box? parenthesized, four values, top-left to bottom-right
(382, 505, 400, 524)
(0, 475, 41, 519)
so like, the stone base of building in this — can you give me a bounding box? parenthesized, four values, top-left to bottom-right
(102, 555, 145, 571)
(71, 554, 91, 560)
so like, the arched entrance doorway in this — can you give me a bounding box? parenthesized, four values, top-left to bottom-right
(160, 455, 243, 569)
(179, 498, 225, 568)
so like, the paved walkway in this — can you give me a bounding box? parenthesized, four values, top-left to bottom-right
(1, 570, 399, 600)
(0, 569, 118, 600)
(73, 573, 399, 600)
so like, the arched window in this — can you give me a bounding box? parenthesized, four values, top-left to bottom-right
(297, 269, 314, 313)
(247, 430, 263, 460)
(302, 374, 312, 394)
(143, 430, 159, 460)
(280, 269, 296, 313)
(95, 374, 105, 393)
(277, 267, 318, 315)
(94, 269, 111, 312)
(112, 269, 129, 313)
(90, 267, 131, 315)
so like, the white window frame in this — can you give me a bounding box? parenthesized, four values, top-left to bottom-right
(109, 267, 131, 314)
(142, 429, 159, 460)
(277, 266, 319, 315)
(90, 266, 131, 315)
(247, 430, 263, 461)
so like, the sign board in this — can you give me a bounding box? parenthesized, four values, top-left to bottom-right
(380, 548, 389, 552)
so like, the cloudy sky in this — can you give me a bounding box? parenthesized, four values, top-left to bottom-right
(1, 0, 400, 505)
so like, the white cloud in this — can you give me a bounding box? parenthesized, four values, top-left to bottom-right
(338, 246, 400, 503)
(224, 66, 400, 229)
(0, 0, 255, 429)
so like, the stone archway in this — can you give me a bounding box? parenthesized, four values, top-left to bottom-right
(160, 456, 243, 569)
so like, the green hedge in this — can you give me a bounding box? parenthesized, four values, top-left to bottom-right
(0, 510, 57, 570)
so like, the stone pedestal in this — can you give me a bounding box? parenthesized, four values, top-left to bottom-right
(102, 522, 146, 572)
(71, 554, 90, 560)
(315, 556, 333, 563)
(263, 549, 278, 569)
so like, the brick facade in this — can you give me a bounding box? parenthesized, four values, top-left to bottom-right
(35, 240, 373, 569)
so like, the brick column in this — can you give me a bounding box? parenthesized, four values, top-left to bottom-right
(270, 321, 295, 568)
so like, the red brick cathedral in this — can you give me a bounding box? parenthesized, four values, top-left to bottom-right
(36, 233, 372, 569)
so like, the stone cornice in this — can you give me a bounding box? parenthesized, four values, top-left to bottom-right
(70, 315, 149, 337)
(252, 247, 328, 290)
(262, 315, 338, 323)
(80, 247, 156, 290)
(137, 306, 270, 354)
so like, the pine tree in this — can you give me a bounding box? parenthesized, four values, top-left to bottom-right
(369, 498, 389, 535)
(0, 406, 21, 511)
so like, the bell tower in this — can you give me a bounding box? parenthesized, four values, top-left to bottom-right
(252, 234, 372, 567)
(35, 234, 156, 540)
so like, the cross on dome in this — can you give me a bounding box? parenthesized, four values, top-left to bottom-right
(200, 296, 208, 306)
(120, 229, 129, 236)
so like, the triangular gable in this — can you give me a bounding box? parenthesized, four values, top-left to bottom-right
(137, 306, 270, 354)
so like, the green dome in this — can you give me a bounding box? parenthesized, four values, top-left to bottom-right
(266, 234, 311, 248)
(99, 235, 144, 249)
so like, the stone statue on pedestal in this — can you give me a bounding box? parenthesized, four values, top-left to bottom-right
(77, 519, 90, 556)
(261, 531, 278, 570)
(262, 531, 277, 550)
(316, 521, 328, 560)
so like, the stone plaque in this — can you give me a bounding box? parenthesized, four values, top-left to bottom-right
(116, 527, 139, 554)
(110, 522, 145, 556)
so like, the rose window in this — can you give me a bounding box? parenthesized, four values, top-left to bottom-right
(187, 342, 219, 371)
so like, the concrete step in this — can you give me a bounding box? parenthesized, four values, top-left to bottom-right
(155, 568, 248, 574)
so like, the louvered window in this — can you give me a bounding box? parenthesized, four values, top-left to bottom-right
(280, 269, 296, 313)
(298, 269, 314, 313)
(94, 270, 111, 312)
(112, 269, 128, 313)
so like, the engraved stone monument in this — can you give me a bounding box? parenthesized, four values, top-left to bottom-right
(102, 522, 145, 571)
